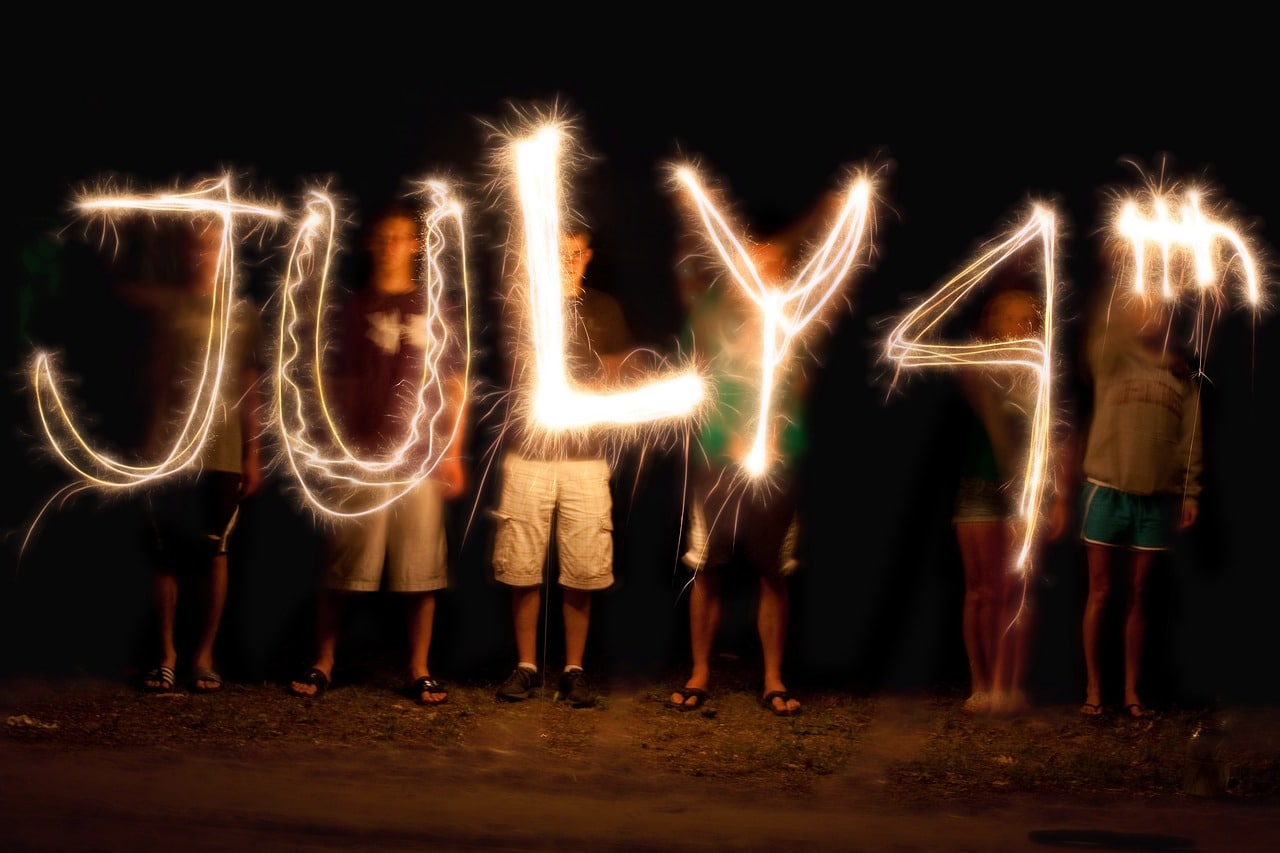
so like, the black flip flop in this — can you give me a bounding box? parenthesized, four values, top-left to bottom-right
(289, 667, 329, 698)
(672, 686, 709, 711)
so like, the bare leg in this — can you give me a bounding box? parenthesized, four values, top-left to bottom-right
(511, 585, 541, 667)
(406, 591, 446, 704)
(955, 521, 1003, 709)
(672, 570, 721, 707)
(562, 587, 590, 670)
(992, 573, 1033, 714)
(191, 553, 229, 688)
(1081, 543, 1114, 711)
(406, 591, 436, 680)
(1123, 550, 1155, 710)
(758, 573, 799, 714)
(992, 518, 1032, 713)
(290, 588, 346, 697)
(144, 570, 180, 690)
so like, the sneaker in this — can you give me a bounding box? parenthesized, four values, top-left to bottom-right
(496, 666, 538, 701)
(556, 668, 596, 708)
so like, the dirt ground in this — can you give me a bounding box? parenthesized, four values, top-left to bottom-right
(2, 658, 1279, 852)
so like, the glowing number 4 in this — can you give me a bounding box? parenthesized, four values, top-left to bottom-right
(884, 207, 1058, 571)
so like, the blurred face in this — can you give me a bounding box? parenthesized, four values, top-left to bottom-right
(186, 221, 224, 293)
(749, 240, 787, 283)
(560, 233, 592, 296)
(1112, 289, 1174, 344)
(367, 215, 419, 277)
(983, 290, 1041, 340)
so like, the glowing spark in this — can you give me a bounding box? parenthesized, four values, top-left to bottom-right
(509, 122, 705, 440)
(273, 181, 473, 518)
(675, 165, 876, 477)
(30, 175, 281, 489)
(884, 208, 1059, 571)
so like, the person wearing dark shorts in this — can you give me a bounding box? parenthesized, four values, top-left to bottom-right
(135, 218, 264, 694)
(670, 231, 811, 718)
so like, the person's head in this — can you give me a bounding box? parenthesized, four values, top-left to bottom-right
(1109, 286, 1177, 346)
(748, 206, 797, 285)
(978, 287, 1042, 340)
(365, 200, 420, 292)
(748, 238, 789, 284)
(172, 216, 223, 295)
(1097, 235, 1179, 348)
(560, 230, 593, 298)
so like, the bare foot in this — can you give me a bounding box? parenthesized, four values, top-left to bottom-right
(963, 692, 991, 715)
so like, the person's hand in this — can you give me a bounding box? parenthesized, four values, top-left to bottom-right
(1178, 499, 1199, 531)
(435, 455, 467, 500)
(240, 451, 263, 499)
(1044, 494, 1072, 542)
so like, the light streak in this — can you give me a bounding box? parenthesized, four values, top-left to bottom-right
(273, 181, 473, 518)
(30, 175, 281, 490)
(1115, 187, 1262, 307)
(674, 165, 877, 478)
(1099, 163, 1275, 391)
(506, 121, 706, 448)
(884, 208, 1059, 571)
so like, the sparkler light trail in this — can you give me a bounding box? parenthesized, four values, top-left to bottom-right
(30, 175, 282, 490)
(674, 165, 877, 478)
(1106, 175, 1270, 375)
(1086, 162, 1280, 469)
(884, 208, 1059, 571)
(505, 121, 705, 447)
(273, 181, 473, 518)
(1115, 186, 1262, 307)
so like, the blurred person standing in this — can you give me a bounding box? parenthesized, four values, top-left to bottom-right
(288, 199, 468, 705)
(952, 277, 1072, 716)
(489, 227, 633, 708)
(669, 223, 813, 717)
(1076, 241, 1203, 719)
(135, 217, 265, 694)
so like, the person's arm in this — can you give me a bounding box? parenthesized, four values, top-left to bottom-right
(434, 371, 470, 500)
(1043, 426, 1080, 542)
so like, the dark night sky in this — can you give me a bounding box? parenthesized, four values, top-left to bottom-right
(5, 16, 1279, 703)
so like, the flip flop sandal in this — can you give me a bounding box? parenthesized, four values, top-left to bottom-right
(142, 666, 176, 693)
(761, 690, 800, 717)
(289, 667, 330, 698)
(192, 669, 224, 694)
(672, 686, 709, 711)
(405, 676, 448, 706)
